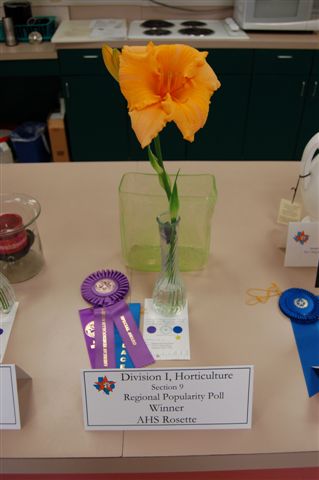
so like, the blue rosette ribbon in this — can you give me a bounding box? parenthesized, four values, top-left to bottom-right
(279, 288, 319, 397)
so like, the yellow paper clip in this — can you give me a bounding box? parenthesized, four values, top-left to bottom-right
(246, 282, 282, 306)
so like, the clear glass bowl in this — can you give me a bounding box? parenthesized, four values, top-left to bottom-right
(0, 193, 44, 283)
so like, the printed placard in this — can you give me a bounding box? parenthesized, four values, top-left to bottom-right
(0, 364, 21, 429)
(0, 302, 19, 363)
(81, 366, 254, 430)
(284, 221, 319, 267)
(143, 299, 190, 360)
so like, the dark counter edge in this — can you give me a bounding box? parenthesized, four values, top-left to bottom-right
(1, 451, 319, 474)
(1, 31, 319, 61)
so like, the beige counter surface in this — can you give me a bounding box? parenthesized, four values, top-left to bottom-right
(0, 42, 57, 60)
(0, 161, 318, 474)
(1, 31, 319, 60)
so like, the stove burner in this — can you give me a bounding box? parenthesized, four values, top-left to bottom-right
(178, 27, 214, 36)
(141, 19, 174, 29)
(180, 20, 207, 27)
(144, 28, 171, 36)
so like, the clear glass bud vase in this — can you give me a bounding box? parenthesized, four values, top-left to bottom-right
(152, 212, 186, 316)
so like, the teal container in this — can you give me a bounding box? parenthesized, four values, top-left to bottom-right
(119, 172, 218, 272)
(0, 16, 56, 42)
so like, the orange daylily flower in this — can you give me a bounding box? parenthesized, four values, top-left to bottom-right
(103, 42, 221, 149)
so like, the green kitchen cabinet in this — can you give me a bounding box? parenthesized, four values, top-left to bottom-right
(243, 50, 314, 160)
(0, 59, 60, 128)
(295, 51, 319, 159)
(187, 49, 253, 160)
(57, 47, 318, 162)
(59, 49, 128, 161)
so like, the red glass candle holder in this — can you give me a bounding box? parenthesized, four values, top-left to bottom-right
(0, 213, 28, 256)
(0, 193, 44, 283)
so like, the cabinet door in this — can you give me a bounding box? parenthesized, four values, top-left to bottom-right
(59, 49, 128, 162)
(295, 52, 319, 158)
(243, 50, 313, 160)
(187, 49, 252, 160)
(187, 73, 251, 160)
(244, 75, 306, 160)
(63, 76, 129, 161)
(295, 76, 319, 159)
(0, 60, 60, 128)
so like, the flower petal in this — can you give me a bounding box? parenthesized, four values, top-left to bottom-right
(162, 58, 220, 142)
(155, 44, 204, 81)
(162, 86, 215, 142)
(119, 43, 161, 111)
(102, 45, 120, 82)
(129, 103, 168, 148)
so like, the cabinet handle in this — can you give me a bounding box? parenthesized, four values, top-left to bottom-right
(65, 81, 70, 99)
(300, 81, 306, 97)
(312, 80, 318, 97)
(277, 55, 293, 59)
(82, 55, 99, 59)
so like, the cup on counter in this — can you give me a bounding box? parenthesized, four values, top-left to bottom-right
(0, 193, 44, 283)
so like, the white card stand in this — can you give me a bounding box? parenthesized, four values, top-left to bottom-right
(284, 221, 319, 267)
(0, 364, 30, 430)
(81, 366, 254, 430)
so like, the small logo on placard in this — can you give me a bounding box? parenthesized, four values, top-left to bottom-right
(293, 230, 309, 245)
(94, 376, 116, 395)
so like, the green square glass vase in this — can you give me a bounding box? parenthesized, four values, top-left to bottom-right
(119, 172, 217, 272)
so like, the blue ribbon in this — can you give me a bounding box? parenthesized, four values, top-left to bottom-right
(114, 303, 140, 368)
(289, 296, 319, 397)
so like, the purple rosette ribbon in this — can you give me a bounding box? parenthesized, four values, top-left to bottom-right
(80, 269, 154, 369)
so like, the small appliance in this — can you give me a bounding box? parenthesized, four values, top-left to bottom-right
(300, 132, 319, 221)
(234, 0, 319, 31)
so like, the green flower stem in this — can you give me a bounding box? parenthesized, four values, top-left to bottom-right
(148, 134, 179, 222)
(154, 135, 163, 167)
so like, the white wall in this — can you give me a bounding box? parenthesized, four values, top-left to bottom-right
(1, 0, 234, 22)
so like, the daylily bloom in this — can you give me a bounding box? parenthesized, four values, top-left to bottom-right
(102, 42, 220, 148)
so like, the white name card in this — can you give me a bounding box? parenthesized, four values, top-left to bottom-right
(284, 221, 319, 267)
(81, 366, 254, 430)
(0, 364, 21, 430)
